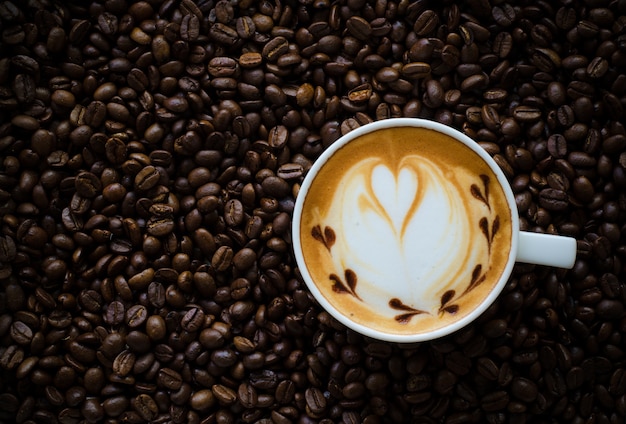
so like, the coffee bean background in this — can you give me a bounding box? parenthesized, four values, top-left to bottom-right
(0, 0, 625, 423)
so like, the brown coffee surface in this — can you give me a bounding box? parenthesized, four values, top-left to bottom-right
(299, 127, 513, 335)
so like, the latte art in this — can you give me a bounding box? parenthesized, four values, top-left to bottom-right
(298, 126, 513, 335)
(328, 158, 480, 312)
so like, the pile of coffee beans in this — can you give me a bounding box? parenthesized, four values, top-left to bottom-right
(0, 0, 625, 423)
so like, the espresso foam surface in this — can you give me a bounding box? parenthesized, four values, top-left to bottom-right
(299, 127, 513, 335)
(329, 157, 480, 311)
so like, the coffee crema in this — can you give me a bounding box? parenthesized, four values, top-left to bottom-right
(298, 126, 513, 335)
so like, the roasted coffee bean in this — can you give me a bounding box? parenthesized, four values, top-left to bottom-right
(0, 345, 24, 370)
(79, 290, 103, 312)
(126, 331, 151, 353)
(491, 4, 516, 26)
(134, 166, 160, 191)
(13, 74, 36, 104)
(305, 387, 327, 414)
(51, 90, 76, 108)
(513, 106, 542, 122)
(547, 134, 567, 158)
(180, 13, 200, 41)
(145, 315, 166, 341)
(104, 301, 125, 325)
(0, 236, 16, 262)
(113, 350, 136, 377)
(402, 62, 431, 79)
(157, 368, 183, 390)
(510, 377, 538, 402)
(211, 246, 233, 271)
(75, 172, 102, 198)
(461, 73, 489, 91)
(413, 10, 439, 36)
(263, 36, 289, 62)
(181, 307, 205, 332)
(210, 22, 239, 45)
(539, 188, 568, 211)
(126, 305, 148, 328)
(189, 389, 215, 412)
(212, 384, 237, 405)
(147, 282, 166, 308)
(481, 391, 509, 412)
(132, 394, 158, 421)
(595, 300, 625, 320)
(237, 382, 258, 408)
(10, 321, 33, 345)
(103, 396, 129, 417)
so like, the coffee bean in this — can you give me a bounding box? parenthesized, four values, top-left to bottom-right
(511, 377, 538, 402)
(211, 245, 233, 272)
(79, 290, 103, 312)
(180, 13, 200, 41)
(414, 10, 439, 36)
(595, 300, 625, 320)
(126, 305, 148, 328)
(97, 12, 118, 35)
(481, 105, 501, 132)
(13, 74, 36, 105)
(461, 73, 489, 91)
(126, 331, 151, 353)
(180, 307, 205, 332)
(261, 176, 290, 197)
(305, 387, 327, 415)
(0, 345, 23, 370)
(132, 394, 158, 421)
(539, 188, 569, 211)
(554, 6, 576, 29)
(75, 171, 101, 198)
(147, 217, 174, 237)
(268, 125, 289, 150)
(481, 390, 509, 412)
(10, 321, 33, 345)
(547, 134, 567, 158)
(146, 283, 165, 309)
(157, 368, 183, 390)
(277, 163, 304, 180)
(212, 384, 237, 405)
(272, 380, 295, 405)
(11, 114, 40, 131)
(476, 357, 499, 381)
(513, 106, 542, 122)
(103, 300, 124, 326)
(0, 236, 16, 262)
(236, 382, 257, 408)
(113, 350, 136, 377)
(103, 396, 129, 417)
(189, 389, 215, 412)
(134, 166, 160, 191)
(262, 36, 289, 62)
(585, 56, 608, 79)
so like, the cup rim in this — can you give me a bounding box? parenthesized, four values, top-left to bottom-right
(292, 117, 520, 343)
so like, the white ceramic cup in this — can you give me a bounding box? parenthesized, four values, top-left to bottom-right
(292, 118, 577, 343)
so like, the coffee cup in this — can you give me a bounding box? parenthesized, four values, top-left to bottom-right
(292, 118, 577, 343)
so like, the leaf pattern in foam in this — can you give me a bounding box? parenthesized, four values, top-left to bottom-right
(328, 157, 477, 314)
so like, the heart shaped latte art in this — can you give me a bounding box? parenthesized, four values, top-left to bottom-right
(370, 165, 417, 237)
(325, 156, 482, 315)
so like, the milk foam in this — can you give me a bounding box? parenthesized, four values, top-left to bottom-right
(298, 126, 514, 335)
(325, 156, 487, 315)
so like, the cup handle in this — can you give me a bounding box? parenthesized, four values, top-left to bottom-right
(516, 232, 577, 269)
